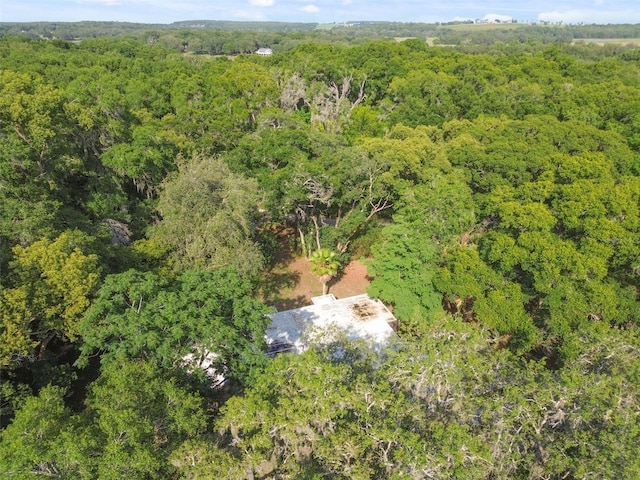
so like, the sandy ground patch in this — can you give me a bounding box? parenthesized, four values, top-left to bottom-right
(262, 254, 371, 311)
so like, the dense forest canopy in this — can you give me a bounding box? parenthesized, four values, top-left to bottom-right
(1, 23, 639, 479)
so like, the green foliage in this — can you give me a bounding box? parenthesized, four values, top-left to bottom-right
(435, 247, 538, 354)
(1, 31, 640, 480)
(100, 111, 181, 199)
(86, 360, 207, 479)
(343, 105, 385, 140)
(439, 114, 640, 361)
(0, 231, 101, 366)
(0, 370, 32, 429)
(79, 268, 269, 384)
(367, 223, 441, 325)
(394, 169, 476, 241)
(150, 154, 265, 277)
(0, 362, 209, 480)
(124, 237, 173, 275)
(172, 318, 640, 479)
(309, 248, 341, 295)
(185, 348, 427, 479)
(388, 68, 461, 127)
(0, 70, 71, 247)
(0, 386, 97, 479)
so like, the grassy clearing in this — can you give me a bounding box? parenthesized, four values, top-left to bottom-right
(444, 23, 530, 32)
(572, 38, 640, 46)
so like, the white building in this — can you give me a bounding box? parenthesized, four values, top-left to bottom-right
(265, 294, 398, 356)
(256, 47, 273, 56)
(181, 294, 397, 388)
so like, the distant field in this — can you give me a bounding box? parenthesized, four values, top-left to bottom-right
(572, 38, 640, 46)
(444, 23, 532, 31)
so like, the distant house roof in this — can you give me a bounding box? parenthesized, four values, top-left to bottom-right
(265, 294, 398, 356)
(256, 47, 273, 56)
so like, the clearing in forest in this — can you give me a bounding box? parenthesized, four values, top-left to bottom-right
(261, 239, 370, 311)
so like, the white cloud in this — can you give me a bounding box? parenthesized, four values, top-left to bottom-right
(249, 0, 274, 6)
(538, 10, 585, 23)
(300, 4, 319, 13)
(536, 8, 640, 24)
(483, 13, 513, 22)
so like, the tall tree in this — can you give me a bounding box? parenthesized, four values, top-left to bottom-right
(0, 231, 101, 367)
(367, 222, 441, 326)
(149, 154, 264, 277)
(0, 386, 98, 479)
(309, 248, 341, 295)
(0, 70, 75, 250)
(78, 268, 269, 385)
(86, 360, 207, 479)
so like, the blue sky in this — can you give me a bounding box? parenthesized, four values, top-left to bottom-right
(2, 0, 639, 25)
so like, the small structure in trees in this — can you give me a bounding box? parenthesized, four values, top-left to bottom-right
(265, 294, 397, 356)
(255, 47, 273, 56)
(104, 218, 132, 246)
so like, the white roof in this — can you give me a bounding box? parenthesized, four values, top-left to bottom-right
(265, 294, 397, 355)
(180, 349, 226, 388)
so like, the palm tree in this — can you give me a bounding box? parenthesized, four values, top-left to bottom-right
(309, 248, 341, 296)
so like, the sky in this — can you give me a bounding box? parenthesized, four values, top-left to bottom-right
(2, 0, 640, 25)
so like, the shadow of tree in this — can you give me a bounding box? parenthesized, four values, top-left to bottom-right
(325, 260, 370, 298)
(326, 276, 339, 295)
(273, 295, 310, 311)
(329, 252, 367, 283)
(259, 269, 301, 306)
(265, 230, 298, 268)
(259, 229, 303, 308)
(329, 266, 348, 284)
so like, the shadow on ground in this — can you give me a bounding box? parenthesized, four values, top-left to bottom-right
(259, 270, 301, 307)
(272, 295, 310, 311)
